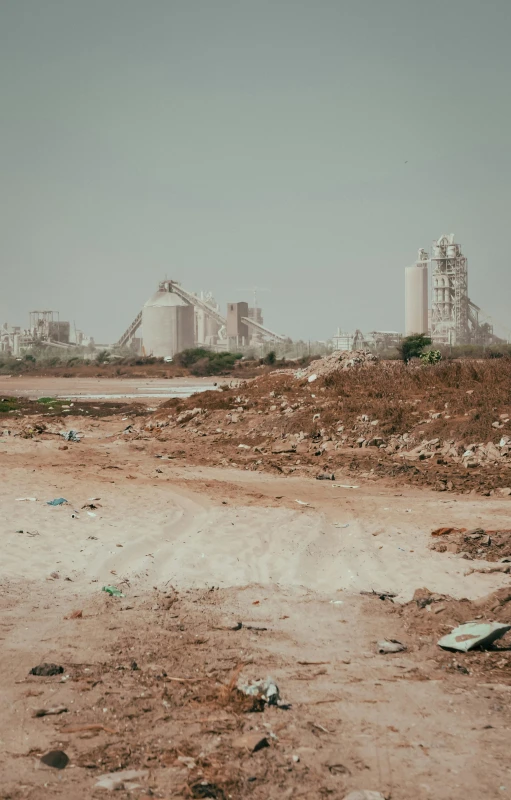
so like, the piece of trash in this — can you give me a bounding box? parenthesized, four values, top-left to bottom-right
(335, 523, 350, 529)
(438, 622, 511, 653)
(178, 756, 197, 769)
(360, 590, 397, 601)
(16, 497, 37, 502)
(61, 430, 80, 442)
(65, 610, 83, 619)
(431, 526, 467, 537)
(295, 500, 310, 506)
(33, 706, 68, 718)
(233, 732, 269, 752)
(239, 677, 281, 706)
(332, 484, 359, 489)
(377, 639, 406, 654)
(330, 600, 344, 605)
(29, 663, 64, 676)
(308, 374, 317, 383)
(47, 498, 68, 506)
(317, 473, 335, 481)
(95, 769, 148, 790)
(102, 585, 125, 597)
(87, 511, 97, 518)
(343, 792, 386, 800)
(61, 723, 117, 734)
(40, 750, 69, 770)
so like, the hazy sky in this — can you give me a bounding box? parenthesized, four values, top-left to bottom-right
(1, 0, 510, 343)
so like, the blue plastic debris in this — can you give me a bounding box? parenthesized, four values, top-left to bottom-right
(47, 498, 68, 506)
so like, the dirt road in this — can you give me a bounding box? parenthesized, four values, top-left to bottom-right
(1, 419, 511, 798)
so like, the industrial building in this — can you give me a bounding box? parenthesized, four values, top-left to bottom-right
(404, 233, 498, 346)
(117, 280, 289, 357)
(0, 311, 92, 355)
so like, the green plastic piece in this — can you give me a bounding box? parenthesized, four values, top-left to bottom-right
(102, 585, 124, 597)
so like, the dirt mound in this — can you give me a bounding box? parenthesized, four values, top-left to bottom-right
(395, 587, 511, 683)
(430, 527, 511, 561)
(295, 350, 379, 380)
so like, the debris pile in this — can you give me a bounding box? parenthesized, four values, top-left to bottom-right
(295, 350, 378, 380)
(430, 526, 511, 560)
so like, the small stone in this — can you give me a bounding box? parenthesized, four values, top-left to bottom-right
(95, 769, 148, 790)
(233, 732, 269, 752)
(40, 750, 69, 770)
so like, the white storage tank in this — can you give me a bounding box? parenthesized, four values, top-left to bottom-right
(142, 290, 195, 358)
(405, 264, 429, 336)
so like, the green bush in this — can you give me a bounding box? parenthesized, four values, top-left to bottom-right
(174, 348, 243, 376)
(399, 334, 432, 363)
(420, 349, 442, 365)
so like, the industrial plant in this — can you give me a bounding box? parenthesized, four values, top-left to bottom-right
(117, 280, 290, 358)
(405, 233, 498, 346)
(0, 311, 94, 356)
(0, 232, 507, 359)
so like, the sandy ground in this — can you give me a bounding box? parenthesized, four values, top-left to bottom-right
(2, 413, 511, 798)
(0, 376, 220, 401)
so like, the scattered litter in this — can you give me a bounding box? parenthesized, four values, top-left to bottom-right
(178, 756, 197, 769)
(310, 722, 332, 734)
(95, 769, 148, 790)
(239, 677, 281, 706)
(295, 500, 311, 506)
(308, 374, 318, 383)
(29, 663, 64, 676)
(335, 523, 350, 529)
(61, 430, 80, 442)
(65, 610, 83, 620)
(438, 621, 511, 652)
(233, 732, 269, 752)
(33, 706, 68, 718)
(102, 585, 125, 597)
(316, 473, 335, 481)
(330, 600, 344, 605)
(16, 497, 37, 502)
(332, 484, 359, 489)
(360, 589, 397, 601)
(47, 498, 68, 506)
(16, 529, 39, 537)
(87, 511, 97, 518)
(377, 639, 406, 654)
(40, 750, 69, 770)
(61, 723, 117, 734)
(343, 792, 386, 800)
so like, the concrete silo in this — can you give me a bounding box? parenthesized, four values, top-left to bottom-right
(405, 249, 429, 336)
(142, 289, 195, 358)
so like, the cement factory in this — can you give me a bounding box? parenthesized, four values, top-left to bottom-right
(0, 232, 506, 359)
(405, 233, 498, 346)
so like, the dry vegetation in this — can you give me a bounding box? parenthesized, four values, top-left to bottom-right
(152, 358, 511, 495)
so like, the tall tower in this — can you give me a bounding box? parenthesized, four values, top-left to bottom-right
(405, 249, 429, 335)
(430, 234, 469, 345)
